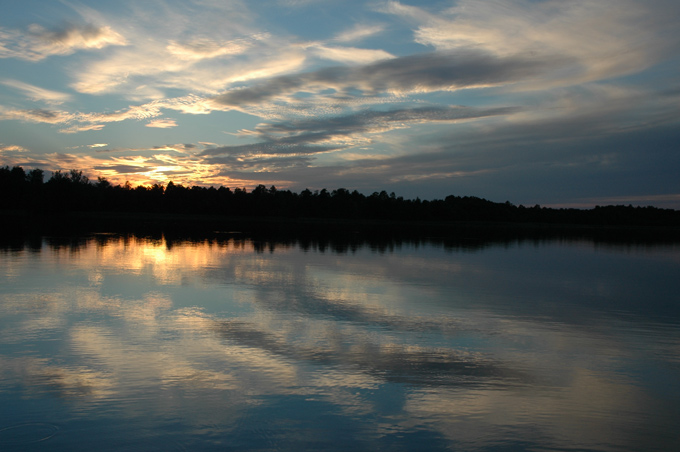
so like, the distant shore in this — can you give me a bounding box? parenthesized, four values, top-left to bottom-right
(3, 167, 680, 237)
(2, 209, 679, 243)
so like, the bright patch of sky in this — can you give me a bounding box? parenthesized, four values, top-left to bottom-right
(1, 0, 679, 207)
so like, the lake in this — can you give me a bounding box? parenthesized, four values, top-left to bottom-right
(1, 232, 679, 451)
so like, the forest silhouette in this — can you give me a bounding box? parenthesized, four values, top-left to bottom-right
(2, 165, 679, 228)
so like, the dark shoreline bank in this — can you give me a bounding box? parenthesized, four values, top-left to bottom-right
(2, 210, 679, 245)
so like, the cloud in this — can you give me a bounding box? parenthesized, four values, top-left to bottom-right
(160, 95, 217, 115)
(431, 84, 680, 157)
(166, 34, 268, 61)
(312, 84, 680, 204)
(276, 0, 323, 7)
(94, 164, 148, 174)
(1, 0, 678, 207)
(4, 142, 238, 187)
(146, 119, 178, 129)
(310, 45, 394, 65)
(0, 100, 167, 132)
(198, 105, 519, 177)
(87, 143, 108, 148)
(211, 155, 315, 173)
(203, 143, 342, 158)
(250, 105, 520, 139)
(212, 50, 564, 109)
(191, 82, 680, 201)
(71, 38, 306, 96)
(0, 94, 217, 134)
(62, 3, 301, 98)
(332, 24, 386, 43)
(0, 23, 126, 61)
(217, 80, 678, 189)
(384, 0, 680, 86)
(98, 103, 164, 121)
(0, 143, 29, 153)
(69, 44, 188, 95)
(151, 143, 197, 153)
(28, 23, 126, 55)
(0, 107, 76, 124)
(60, 124, 106, 134)
(1, 80, 73, 105)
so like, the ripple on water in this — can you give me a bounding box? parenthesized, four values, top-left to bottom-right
(0, 423, 59, 445)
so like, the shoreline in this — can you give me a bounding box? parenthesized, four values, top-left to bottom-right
(2, 210, 679, 243)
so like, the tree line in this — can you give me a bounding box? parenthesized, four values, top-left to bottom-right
(2, 165, 679, 227)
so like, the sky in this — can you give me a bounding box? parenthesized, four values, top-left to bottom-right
(1, 0, 679, 208)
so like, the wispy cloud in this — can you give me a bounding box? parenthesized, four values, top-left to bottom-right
(228, 105, 520, 152)
(332, 23, 386, 43)
(310, 45, 394, 65)
(70, 35, 306, 97)
(0, 23, 126, 61)
(151, 144, 196, 153)
(198, 105, 520, 178)
(0, 107, 76, 124)
(28, 23, 126, 55)
(212, 50, 563, 111)
(384, 0, 680, 86)
(146, 119, 177, 129)
(61, 2, 302, 99)
(0, 95, 213, 133)
(60, 124, 106, 134)
(166, 34, 268, 61)
(2, 80, 72, 105)
(203, 142, 342, 159)
(0, 143, 29, 153)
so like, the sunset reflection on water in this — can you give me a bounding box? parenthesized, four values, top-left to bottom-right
(1, 234, 679, 451)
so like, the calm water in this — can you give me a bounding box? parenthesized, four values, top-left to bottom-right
(1, 234, 679, 451)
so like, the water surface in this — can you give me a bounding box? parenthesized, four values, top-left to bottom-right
(1, 234, 679, 451)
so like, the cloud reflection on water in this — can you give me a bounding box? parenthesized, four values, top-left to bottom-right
(0, 234, 679, 451)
